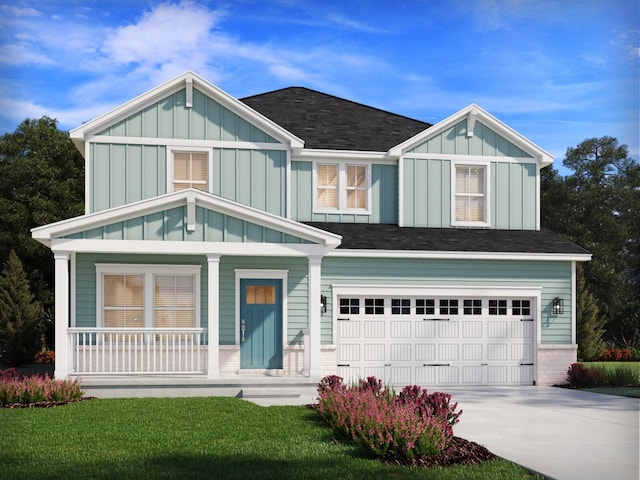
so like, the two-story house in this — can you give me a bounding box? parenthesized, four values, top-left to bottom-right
(32, 71, 590, 394)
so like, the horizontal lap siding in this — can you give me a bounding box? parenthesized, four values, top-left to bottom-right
(320, 257, 572, 345)
(75, 253, 209, 329)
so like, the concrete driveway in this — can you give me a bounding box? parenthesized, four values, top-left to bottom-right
(448, 386, 639, 480)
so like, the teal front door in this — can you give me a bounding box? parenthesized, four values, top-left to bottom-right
(240, 279, 283, 369)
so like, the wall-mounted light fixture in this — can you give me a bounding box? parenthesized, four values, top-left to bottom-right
(320, 295, 327, 314)
(552, 297, 564, 315)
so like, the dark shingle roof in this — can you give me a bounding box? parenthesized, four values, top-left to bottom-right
(305, 223, 590, 255)
(241, 87, 430, 151)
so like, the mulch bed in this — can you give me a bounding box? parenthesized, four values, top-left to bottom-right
(384, 436, 498, 467)
(2, 397, 96, 408)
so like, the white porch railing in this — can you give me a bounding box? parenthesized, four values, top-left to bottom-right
(69, 328, 208, 375)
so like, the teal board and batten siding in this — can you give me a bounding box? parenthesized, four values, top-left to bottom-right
(290, 161, 398, 223)
(402, 159, 537, 229)
(408, 120, 531, 157)
(320, 257, 573, 345)
(64, 206, 309, 244)
(97, 87, 279, 144)
(90, 144, 286, 216)
(75, 254, 309, 345)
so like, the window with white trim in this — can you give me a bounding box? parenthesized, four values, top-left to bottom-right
(172, 150, 208, 192)
(315, 162, 370, 213)
(97, 265, 200, 329)
(453, 164, 487, 225)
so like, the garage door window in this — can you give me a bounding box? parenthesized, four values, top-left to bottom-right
(512, 300, 531, 316)
(463, 299, 482, 315)
(391, 299, 411, 314)
(365, 298, 384, 314)
(439, 299, 459, 315)
(489, 299, 507, 315)
(340, 298, 360, 315)
(416, 299, 436, 315)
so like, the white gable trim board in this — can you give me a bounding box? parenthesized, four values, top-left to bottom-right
(331, 284, 542, 386)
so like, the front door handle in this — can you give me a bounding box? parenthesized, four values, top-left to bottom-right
(241, 319, 246, 343)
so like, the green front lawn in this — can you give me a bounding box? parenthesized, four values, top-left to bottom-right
(1, 397, 538, 480)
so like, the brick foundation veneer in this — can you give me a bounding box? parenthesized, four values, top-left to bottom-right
(536, 344, 578, 385)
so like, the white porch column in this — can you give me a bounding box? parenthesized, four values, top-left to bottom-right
(53, 252, 70, 379)
(307, 255, 322, 379)
(207, 254, 221, 378)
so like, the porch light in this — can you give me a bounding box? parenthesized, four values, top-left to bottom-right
(320, 295, 327, 314)
(552, 297, 564, 315)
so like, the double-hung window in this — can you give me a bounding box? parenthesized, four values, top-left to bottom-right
(171, 150, 209, 192)
(453, 163, 488, 226)
(97, 265, 200, 331)
(315, 162, 370, 213)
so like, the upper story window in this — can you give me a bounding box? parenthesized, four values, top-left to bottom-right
(315, 161, 370, 213)
(172, 150, 209, 192)
(453, 163, 489, 226)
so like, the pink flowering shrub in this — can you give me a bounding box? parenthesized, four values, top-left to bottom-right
(0, 368, 84, 406)
(315, 375, 462, 460)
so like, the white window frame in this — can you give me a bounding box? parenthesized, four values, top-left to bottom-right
(167, 146, 212, 193)
(313, 160, 371, 214)
(451, 160, 490, 227)
(96, 264, 201, 328)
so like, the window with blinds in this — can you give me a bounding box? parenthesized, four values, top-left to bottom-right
(103, 275, 145, 328)
(316, 162, 369, 212)
(154, 275, 196, 328)
(317, 163, 338, 209)
(455, 165, 486, 223)
(173, 151, 208, 192)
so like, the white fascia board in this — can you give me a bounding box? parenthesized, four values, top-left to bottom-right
(50, 238, 332, 257)
(327, 249, 592, 262)
(295, 148, 394, 162)
(388, 104, 554, 168)
(32, 189, 341, 248)
(70, 71, 304, 152)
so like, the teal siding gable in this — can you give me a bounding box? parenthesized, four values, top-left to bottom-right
(402, 158, 537, 229)
(64, 205, 311, 244)
(410, 121, 532, 158)
(97, 87, 279, 143)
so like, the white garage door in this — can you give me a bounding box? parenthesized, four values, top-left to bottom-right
(336, 295, 535, 386)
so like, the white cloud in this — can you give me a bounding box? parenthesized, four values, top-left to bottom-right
(0, 5, 41, 17)
(0, 43, 54, 65)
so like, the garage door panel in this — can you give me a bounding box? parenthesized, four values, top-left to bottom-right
(488, 321, 508, 338)
(391, 321, 411, 338)
(438, 366, 459, 383)
(488, 365, 509, 383)
(364, 321, 385, 338)
(338, 366, 362, 384)
(511, 343, 533, 362)
(415, 366, 438, 384)
(364, 344, 385, 361)
(363, 366, 386, 380)
(487, 343, 508, 361)
(462, 321, 482, 338)
(438, 343, 459, 361)
(391, 343, 412, 361)
(512, 365, 534, 384)
(415, 322, 437, 338)
(461, 366, 483, 384)
(438, 321, 459, 338)
(338, 344, 360, 361)
(462, 343, 482, 361)
(511, 321, 533, 338)
(338, 320, 360, 338)
(415, 343, 436, 361)
(390, 366, 412, 385)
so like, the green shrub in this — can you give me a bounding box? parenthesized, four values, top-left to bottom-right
(602, 364, 640, 387)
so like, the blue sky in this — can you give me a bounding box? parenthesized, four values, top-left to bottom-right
(1, 0, 638, 171)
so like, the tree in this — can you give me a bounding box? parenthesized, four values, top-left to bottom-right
(541, 136, 640, 351)
(575, 264, 605, 361)
(0, 250, 43, 365)
(0, 117, 84, 312)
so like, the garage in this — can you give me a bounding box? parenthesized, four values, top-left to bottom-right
(335, 291, 536, 386)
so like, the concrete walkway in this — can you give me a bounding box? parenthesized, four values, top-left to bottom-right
(448, 386, 639, 480)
